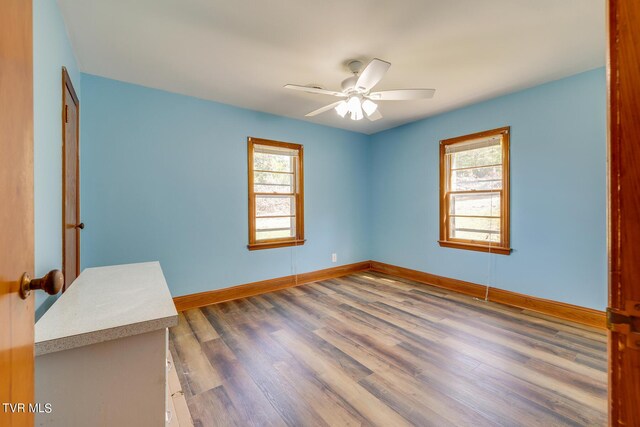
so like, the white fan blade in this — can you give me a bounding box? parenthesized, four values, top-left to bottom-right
(368, 89, 435, 101)
(355, 58, 391, 92)
(366, 109, 383, 121)
(305, 101, 343, 117)
(284, 84, 346, 97)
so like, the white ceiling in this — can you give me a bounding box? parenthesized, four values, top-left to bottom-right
(58, 0, 606, 135)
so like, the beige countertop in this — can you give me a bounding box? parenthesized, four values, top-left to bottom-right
(35, 261, 178, 356)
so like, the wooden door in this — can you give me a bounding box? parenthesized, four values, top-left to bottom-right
(0, 0, 35, 425)
(607, 0, 640, 425)
(62, 68, 80, 291)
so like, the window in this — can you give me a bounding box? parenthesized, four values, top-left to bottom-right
(248, 137, 304, 250)
(439, 127, 511, 255)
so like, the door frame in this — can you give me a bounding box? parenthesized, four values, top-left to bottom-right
(62, 66, 80, 291)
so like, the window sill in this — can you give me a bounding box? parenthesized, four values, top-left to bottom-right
(247, 239, 306, 251)
(438, 240, 511, 255)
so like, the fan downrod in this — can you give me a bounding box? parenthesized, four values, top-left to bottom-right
(342, 60, 363, 93)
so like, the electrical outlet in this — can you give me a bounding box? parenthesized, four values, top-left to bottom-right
(331, 253, 337, 263)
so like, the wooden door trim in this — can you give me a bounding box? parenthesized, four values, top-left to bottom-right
(62, 67, 79, 106)
(62, 66, 80, 290)
(607, 0, 640, 424)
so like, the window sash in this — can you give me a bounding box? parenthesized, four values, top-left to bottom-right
(450, 215, 501, 219)
(449, 163, 503, 172)
(254, 192, 296, 196)
(445, 190, 503, 243)
(444, 136, 501, 154)
(253, 169, 294, 175)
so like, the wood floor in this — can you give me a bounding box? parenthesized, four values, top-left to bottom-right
(169, 271, 608, 426)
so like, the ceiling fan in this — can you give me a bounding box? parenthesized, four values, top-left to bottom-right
(284, 58, 435, 121)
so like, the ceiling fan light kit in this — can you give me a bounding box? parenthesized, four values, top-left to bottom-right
(335, 101, 349, 117)
(284, 58, 435, 122)
(362, 99, 378, 115)
(347, 95, 364, 120)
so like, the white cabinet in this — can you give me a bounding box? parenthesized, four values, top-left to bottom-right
(34, 262, 178, 427)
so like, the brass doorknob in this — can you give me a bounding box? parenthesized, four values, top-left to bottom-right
(20, 270, 64, 299)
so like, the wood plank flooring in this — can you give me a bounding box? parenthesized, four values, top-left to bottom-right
(169, 271, 607, 426)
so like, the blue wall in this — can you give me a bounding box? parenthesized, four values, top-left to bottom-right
(79, 74, 371, 297)
(33, 0, 81, 317)
(370, 68, 607, 310)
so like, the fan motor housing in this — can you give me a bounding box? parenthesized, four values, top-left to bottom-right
(341, 76, 358, 93)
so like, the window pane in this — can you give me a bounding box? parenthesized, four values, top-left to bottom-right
(450, 216, 500, 243)
(256, 216, 294, 231)
(256, 195, 295, 217)
(254, 152, 293, 172)
(254, 171, 294, 193)
(450, 144, 501, 169)
(256, 229, 294, 240)
(256, 216, 295, 241)
(450, 193, 500, 217)
(451, 165, 502, 191)
(452, 230, 501, 243)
